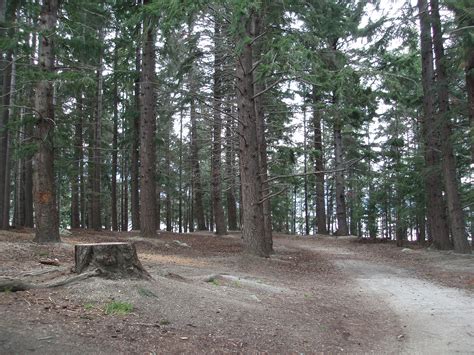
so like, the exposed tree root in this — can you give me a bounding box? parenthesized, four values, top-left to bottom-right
(0, 270, 98, 292)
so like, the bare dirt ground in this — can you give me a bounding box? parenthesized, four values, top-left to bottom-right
(0, 229, 473, 354)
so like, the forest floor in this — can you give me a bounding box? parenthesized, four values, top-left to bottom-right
(0, 229, 473, 354)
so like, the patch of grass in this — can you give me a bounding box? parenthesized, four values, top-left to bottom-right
(159, 318, 171, 325)
(210, 279, 219, 286)
(304, 293, 311, 299)
(137, 287, 158, 298)
(37, 251, 49, 257)
(104, 301, 133, 315)
(83, 302, 95, 310)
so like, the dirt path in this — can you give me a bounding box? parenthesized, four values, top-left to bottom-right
(0, 230, 473, 354)
(281, 237, 474, 354)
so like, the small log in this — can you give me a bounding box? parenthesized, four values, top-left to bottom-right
(74, 242, 151, 280)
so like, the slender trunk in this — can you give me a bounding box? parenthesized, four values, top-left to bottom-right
(417, 0, 451, 249)
(430, 0, 470, 253)
(121, 157, 129, 232)
(189, 68, 206, 231)
(131, 41, 140, 230)
(211, 18, 227, 236)
(236, 10, 270, 256)
(0, 50, 12, 229)
(303, 104, 310, 235)
(333, 115, 349, 236)
(225, 110, 238, 230)
(313, 87, 327, 234)
(178, 110, 183, 234)
(111, 45, 119, 231)
(90, 31, 103, 231)
(33, 0, 59, 243)
(139, 0, 157, 238)
(71, 95, 83, 228)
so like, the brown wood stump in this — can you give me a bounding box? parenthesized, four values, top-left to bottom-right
(74, 242, 151, 280)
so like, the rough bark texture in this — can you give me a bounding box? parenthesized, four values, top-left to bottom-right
(111, 48, 119, 232)
(312, 87, 328, 234)
(211, 19, 227, 236)
(430, 0, 470, 254)
(189, 65, 206, 231)
(74, 242, 150, 280)
(32, 0, 60, 243)
(121, 157, 129, 232)
(236, 10, 271, 257)
(333, 118, 349, 236)
(90, 32, 103, 231)
(253, 14, 273, 253)
(0, 50, 12, 229)
(71, 96, 83, 229)
(417, 0, 451, 249)
(225, 111, 238, 230)
(131, 42, 141, 230)
(139, 3, 157, 238)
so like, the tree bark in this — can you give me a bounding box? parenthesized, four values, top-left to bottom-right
(236, 10, 271, 257)
(131, 40, 141, 230)
(333, 115, 349, 236)
(312, 87, 327, 234)
(430, 0, 470, 253)
(211, 18, 227, 236)
(139, 0, 157, 238)
(189, 64, 206, 231)
(225, 111, 238, 230)
(33, 0, 60, 243)
(417, 0, 451, 249)
(71, 95, 83, 229)
(253, 12, 273, 252)
(111, 43, 119, 231)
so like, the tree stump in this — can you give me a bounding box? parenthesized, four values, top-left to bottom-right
(74, 242, 151, 280)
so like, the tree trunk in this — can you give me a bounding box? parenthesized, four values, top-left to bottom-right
(139, 1, 157, 238)
(417, 0, 451, 249)
(131, 41, 141, 230)
(189, 67, 206, 231)
(225, 111, 238, 230)
(90, 31, 103, 231)
(111, 44, 119, 232)
(236, 10, 271, 257)
(312, 87, 327, 234)
(211, 18, 227, 236)
(33, 0, 60, 243)
(71, 95, 83, 229)
(430, 0, 470, 253)
(75, 243, 150, 280)
(0, 50, 12, 229)
(252, 12, 273, 252)
(333, 116, 349, 236)
(121, 157, 129, 232)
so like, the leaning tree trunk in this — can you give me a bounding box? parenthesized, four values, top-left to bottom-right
(312, 86, 328, 234)
(33, 0, 60, 243)
(236, 10, 271, 257)
(417, 0, 451, 250)
(430, 0, 470, 253)
(139, 0, 157, 238)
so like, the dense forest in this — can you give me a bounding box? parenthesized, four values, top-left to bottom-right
(0, 0, 472, 255)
